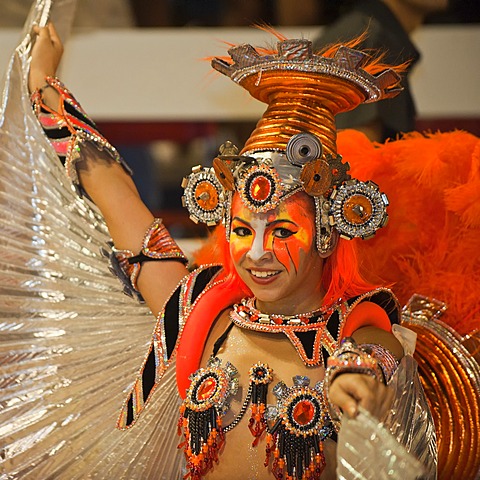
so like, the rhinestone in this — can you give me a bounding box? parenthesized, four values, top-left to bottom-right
(266, 405, 279, 420)
(293, 375, 310, 387)
(197, 377, 217, 401)
(273, 381, 288, 399)
(250, 175, 272, 202)
(293, 399, 315, 425)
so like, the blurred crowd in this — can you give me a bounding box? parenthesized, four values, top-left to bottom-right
(1, 0, 478, 28)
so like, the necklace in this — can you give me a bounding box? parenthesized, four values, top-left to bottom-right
(233, 297, 329, 326)
(230, 297, 339, 366)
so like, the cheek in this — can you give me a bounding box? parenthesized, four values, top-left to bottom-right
(230, 236, 251, 265)
(273, 229, 313, 273)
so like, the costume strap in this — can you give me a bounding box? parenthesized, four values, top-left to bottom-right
(109, 218, 188, 299)
(117, 265, 222, 430)
(341, 288, 401, 338)
(31, 76, 132, 195)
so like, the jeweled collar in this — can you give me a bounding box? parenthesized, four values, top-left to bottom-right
(230, 297, 342, 367)
(232, 297, 334, 328)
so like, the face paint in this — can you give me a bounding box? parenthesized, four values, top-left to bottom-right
(269, 200, 313, 274)
(229, 192, 325, 314)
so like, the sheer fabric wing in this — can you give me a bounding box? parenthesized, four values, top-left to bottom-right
(0, 1, 182, 478)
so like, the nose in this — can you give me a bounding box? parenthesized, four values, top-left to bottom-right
(246, 233, 271, 262)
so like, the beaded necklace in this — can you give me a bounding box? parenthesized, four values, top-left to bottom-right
(233, 296, 331, 325)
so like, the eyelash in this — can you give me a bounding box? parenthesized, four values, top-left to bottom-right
(232, 227, 252, 237)
(273, 228, 295, 239)
(232, 226, 296, 239)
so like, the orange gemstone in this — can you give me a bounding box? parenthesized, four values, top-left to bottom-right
(194, 181, 218, 211)
(343, 194, 373, 225)
(250, 176, 271, 202)
(293, 400, 314, 425)
(197, 377, 217, 400)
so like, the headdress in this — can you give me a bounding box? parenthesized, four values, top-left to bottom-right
(182, 37, 402, 253)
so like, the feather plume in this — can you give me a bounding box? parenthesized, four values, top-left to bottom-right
(339, 129, 480, 334)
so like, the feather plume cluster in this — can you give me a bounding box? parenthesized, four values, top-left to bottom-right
(338, 129, 480, 334)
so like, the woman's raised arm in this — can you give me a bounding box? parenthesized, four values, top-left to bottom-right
(29, 23, 189, 316)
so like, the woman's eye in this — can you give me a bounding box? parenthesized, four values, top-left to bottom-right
(273, 228, 295, 239)
(232, 227, 252, 237)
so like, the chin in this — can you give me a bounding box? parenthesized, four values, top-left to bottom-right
(244, 282, 278, 302)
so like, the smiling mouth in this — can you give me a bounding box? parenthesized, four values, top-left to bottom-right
(249, 269, 280, 279)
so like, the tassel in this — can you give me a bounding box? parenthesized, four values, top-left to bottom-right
(267, 377, 333, 479)
(178, 357, 238, 479)
(248, 363, 273, 446)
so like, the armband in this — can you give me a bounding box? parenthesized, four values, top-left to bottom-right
(31, 76, 132, 194)
(110, 218, 188, 298)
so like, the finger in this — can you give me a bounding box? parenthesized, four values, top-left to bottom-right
(47, 22, 61, 45)
(332, 374, 378, 414)
(38, 25, 51, 37)
(330, 388, 359, 418)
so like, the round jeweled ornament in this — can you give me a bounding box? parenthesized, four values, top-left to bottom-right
(181, 166, 224, 226)
(281, 388, 327, 436)
(238, 164, 283, 213)
(185, 357, 239, 413)
(329, 179, 389, 239)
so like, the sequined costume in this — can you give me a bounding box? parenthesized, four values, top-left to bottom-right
(0, 1, 479, 479)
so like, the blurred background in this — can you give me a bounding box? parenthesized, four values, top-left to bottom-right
(1, 0, 479, 238)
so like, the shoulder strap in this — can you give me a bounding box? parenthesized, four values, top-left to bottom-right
(117, 265, 222, 429)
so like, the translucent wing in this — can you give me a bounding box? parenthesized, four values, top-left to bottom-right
(0, 1, 182, 478)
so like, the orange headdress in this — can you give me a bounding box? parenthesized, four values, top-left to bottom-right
(182, 37, 402, 252)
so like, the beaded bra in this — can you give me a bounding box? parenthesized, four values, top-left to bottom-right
(178, 355, 334, 480)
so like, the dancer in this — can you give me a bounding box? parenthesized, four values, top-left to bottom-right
(4, 1, 479, 477)
(26, 21, 439, 479)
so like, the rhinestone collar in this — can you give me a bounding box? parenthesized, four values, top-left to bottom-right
(233, 297, 330, 326)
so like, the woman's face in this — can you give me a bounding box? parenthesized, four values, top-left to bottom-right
(229, 192, 325, 314)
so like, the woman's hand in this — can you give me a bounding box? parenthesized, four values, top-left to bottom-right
(29, 23, 64, 94)
(328, 372, 394, 420)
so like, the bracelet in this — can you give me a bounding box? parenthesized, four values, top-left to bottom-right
(324, 337, 388, 429)
(360, 343, 399, 383)
(111, 218, 188, 297)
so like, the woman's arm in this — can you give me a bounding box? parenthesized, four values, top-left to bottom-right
(29, 24, 189, 315)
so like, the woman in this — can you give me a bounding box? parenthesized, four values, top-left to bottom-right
(28, 23, 432, 479)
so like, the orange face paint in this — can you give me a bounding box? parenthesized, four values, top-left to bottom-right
(230, 193, 314, 274)
(229, 192, 324, 315)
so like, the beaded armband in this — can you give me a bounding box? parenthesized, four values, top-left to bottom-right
(31, 76, 132, 192)
(324, 337, 398, 427)
(110, 218, 187, 297)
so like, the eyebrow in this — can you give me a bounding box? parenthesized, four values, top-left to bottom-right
(231, 217, 297, 227)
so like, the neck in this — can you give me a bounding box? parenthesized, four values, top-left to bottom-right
(382, 0, 426, 33)
(255, 290, 326, 317)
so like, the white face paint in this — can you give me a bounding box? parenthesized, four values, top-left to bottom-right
(245, 214, 269, 262)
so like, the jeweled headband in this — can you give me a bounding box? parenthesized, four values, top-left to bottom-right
(181, 38, 401, 252)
